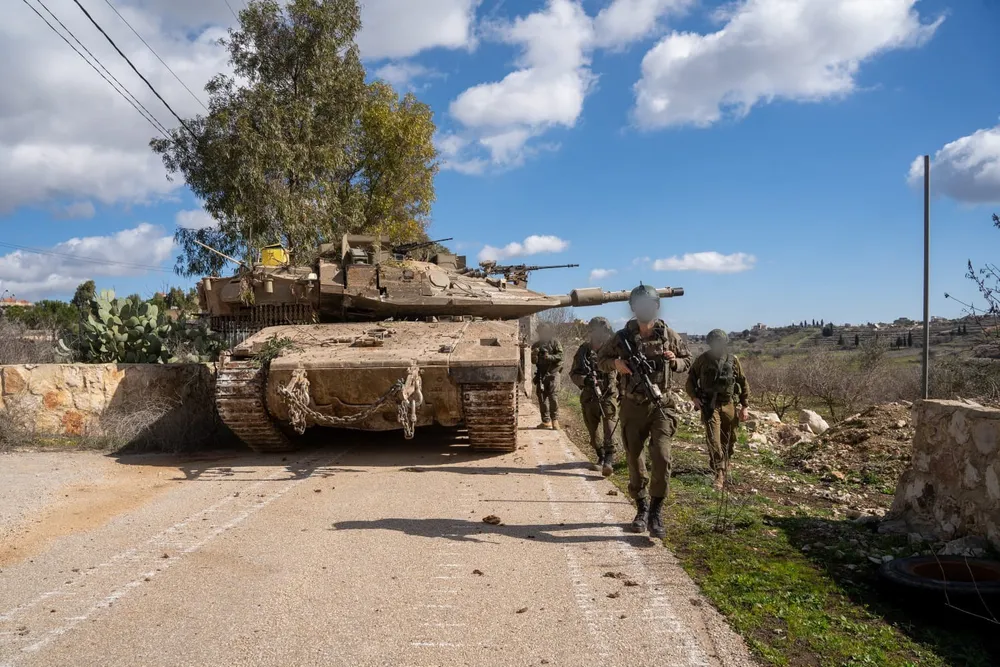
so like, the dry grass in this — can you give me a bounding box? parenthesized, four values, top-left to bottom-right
(0, 319, 60, 364)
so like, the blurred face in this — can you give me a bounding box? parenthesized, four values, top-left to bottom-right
(631, 298, 659, 324)
(708, 340, 727, 358)
(589, 329, 610, 348)
(538, 326, 554, 341)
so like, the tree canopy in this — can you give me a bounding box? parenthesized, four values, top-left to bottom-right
(151, 0, 439, 277)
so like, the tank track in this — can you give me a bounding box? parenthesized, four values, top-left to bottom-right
(216, 357, 296, 453)
(462, 382, 519, 453)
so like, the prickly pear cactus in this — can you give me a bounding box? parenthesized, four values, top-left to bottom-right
(59, 290, 222, 364)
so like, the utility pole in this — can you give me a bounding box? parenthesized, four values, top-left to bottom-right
(921, 155, 931, 399)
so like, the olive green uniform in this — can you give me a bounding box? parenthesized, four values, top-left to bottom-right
(531, 339, 563, 423)
(597, 320, 691, 500)
(569, 343, 618, 456)
(685, 352, 750, 474)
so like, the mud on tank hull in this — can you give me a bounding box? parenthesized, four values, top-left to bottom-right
(216, 321, 523, 453)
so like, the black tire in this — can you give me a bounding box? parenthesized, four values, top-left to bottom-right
(879, 556, 1000, 598)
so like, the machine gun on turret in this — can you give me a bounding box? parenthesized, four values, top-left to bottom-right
(476, 261, 580, 286)
(390, 237, 454, 260)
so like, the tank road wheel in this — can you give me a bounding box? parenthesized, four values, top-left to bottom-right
(462, 382, 518, 453)
(216, 357, 297, 453)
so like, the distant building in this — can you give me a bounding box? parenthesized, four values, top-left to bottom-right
(751, 322, 768, 332)
(0, 297, 33, 310)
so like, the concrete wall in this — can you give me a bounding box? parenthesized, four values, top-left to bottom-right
(0, 363, 222, 450)
(889, 399, 1000, 549)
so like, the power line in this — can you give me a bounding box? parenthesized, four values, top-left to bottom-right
(101, 0, 209, 113)
(70, 0, 195, 137)
(0, 241, 175, 274)
(32, 0, 171, 137)
(222, 0, 240, 21)
(19, 0, 169, 138)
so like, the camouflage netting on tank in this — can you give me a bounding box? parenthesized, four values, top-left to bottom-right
(276, 362, 424, 438)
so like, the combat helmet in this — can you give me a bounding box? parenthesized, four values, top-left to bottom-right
(587, 316, 613, 334)
(706, 329, 729, 345)
(628, 283, 660, 307)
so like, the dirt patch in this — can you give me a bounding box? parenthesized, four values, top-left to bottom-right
(783, 402, 914, 490)
(0, 457, 179, 566)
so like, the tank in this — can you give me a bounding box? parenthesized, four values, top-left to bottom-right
(199, 235, 683, 453)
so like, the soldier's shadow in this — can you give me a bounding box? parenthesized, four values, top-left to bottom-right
(330, 517, 654, 546)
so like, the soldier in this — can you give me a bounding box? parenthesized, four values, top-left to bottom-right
(531, 322, 564, 429)
(570, 317, 618, 477)
(598, 285, 691, 538)
(685, 329, 750, 490)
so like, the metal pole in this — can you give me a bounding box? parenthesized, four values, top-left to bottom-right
(921, 154, 931, 399)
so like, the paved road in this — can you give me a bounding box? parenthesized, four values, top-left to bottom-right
(0, 406, 755, 667)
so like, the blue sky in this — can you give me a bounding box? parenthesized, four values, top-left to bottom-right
(3, 0, 999, 334)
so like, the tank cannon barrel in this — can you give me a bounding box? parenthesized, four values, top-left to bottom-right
(555, 286, 684, 308)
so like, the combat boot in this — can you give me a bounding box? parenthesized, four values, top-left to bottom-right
(601, 447, 614, 477)
(648, 496, 665, 539)
(712, 470, 725, 491)
(628, 497, 650, 533)
(589, 450, 602, 472)
(537, 421, 552, 430)
(551, 420, 561, 430)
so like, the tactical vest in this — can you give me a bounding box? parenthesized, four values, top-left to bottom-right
(700, 354, 735, 400)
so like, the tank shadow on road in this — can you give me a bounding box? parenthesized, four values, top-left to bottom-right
(110, 425, 606, 483)
(331, 517, 656, 547)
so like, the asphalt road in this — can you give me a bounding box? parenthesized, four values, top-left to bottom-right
(0, 406, 755, 667)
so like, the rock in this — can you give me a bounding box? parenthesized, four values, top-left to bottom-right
(892, 419, 908, 429)
(877, 519, 909, 535)
(799, 409, 830, 435)
(482, 515, 502, 525)
(749, 433, 769, 446)
(938, 536, 989, 558)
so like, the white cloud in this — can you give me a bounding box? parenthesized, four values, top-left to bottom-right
(632, 256, 651, 266)
(175, 208, 217, 230)
(652, 251, 756, 273)
(593, 0, 694, 49)
(357, 0, 480, 60)
(444, 0, 691, 172)
(0, 223, 174, 300)
(589, 268, 618, 282)
(633, 0, 942, 129)
(447, 0, 595, 169)
(908, 125, 1000, 204)
(373, 62, 441, 90)
(478, 235, 569, 262)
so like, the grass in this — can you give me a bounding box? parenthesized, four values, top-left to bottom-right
(555, 386, 999, 667)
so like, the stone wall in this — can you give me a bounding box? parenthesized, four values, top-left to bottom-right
(0, 363, 223, 450)
(889, 399, 1000, 549)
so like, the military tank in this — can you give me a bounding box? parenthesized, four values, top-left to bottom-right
(197, 235, 683, 453)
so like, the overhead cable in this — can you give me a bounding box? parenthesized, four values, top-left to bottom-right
(101, 0, 210, 112)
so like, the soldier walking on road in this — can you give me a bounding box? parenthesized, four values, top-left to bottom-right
(598, 285, 691, 538)
(531, 322, 564, 430)
(570, 317, 619, 477)
(686, 329, 750, 490)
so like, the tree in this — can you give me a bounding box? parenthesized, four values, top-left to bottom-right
(71, 280, 96, 311)
(854, 333, 860, 347)
(837, 333, 845, 346)
(743, 359, 801, 420)
(907, 331, 913, 347)
(151, 0, 438, 277)
(821, 323, 834, 337)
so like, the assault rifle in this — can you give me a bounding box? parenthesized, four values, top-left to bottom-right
(391, 237, 453, 259)
(618, 333, 671, 418)
(581, 353, 607, 420)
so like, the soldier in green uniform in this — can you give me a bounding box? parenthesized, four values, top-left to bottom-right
(598, 285, 691, 538)
(570, 317, 618, 476)
(531, 322, 564, 429)
(685, 329, 750, 489)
